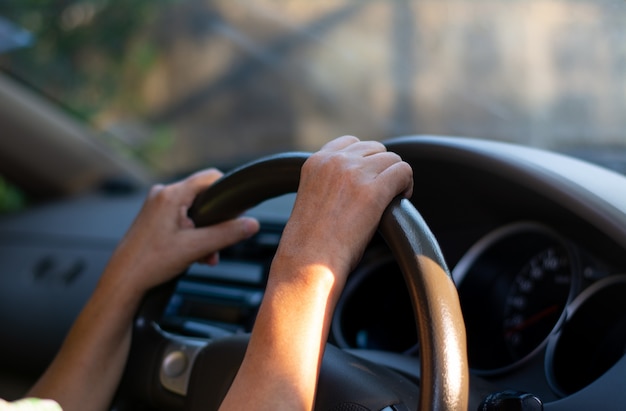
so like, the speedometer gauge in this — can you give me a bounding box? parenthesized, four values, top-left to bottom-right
(453, 222, 579, 375)
(502, 246, 572, 361)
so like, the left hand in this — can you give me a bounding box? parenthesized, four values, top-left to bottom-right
(101, 168, 260, 294)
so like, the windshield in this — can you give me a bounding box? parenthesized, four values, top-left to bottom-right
(1, 0, 625, 178)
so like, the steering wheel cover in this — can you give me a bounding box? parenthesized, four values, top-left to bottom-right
(125, 151, 468, 411)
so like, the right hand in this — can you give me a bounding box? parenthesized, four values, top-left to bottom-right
(274, 135, 414, 285)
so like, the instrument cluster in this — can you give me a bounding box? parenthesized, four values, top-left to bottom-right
(332, 221, 625, 397)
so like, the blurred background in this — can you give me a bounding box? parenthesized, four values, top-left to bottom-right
(1, 0, 625, 179)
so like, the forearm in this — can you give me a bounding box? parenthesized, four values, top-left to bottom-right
(25, 167, 263, 410)
(219, 260, 343, 411)
(28, 272, 142, 411)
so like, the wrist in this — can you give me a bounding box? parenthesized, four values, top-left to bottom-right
(267, 251, 347, 310)
(93, 264, 145, 314)
(274, 224, 353, 281)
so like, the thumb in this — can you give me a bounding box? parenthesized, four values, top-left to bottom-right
(184, 217, 260, 262)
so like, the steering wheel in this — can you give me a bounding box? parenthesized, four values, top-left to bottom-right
(117, 151, 469, 411)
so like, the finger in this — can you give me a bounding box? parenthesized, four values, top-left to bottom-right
(376, 160, 414, 199)
(342, 140, 387, 157)
(184, 168, 224, 190)
(179, 206, 195, 229)
(360, 151, 405, 175)
(319, 135, 360, 152)
(183, 217, 260, 261)
(199, 252, 220, 266)
(171, 168, 224, 205)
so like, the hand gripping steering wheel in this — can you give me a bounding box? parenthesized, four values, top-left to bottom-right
(118, 150, 469, 411)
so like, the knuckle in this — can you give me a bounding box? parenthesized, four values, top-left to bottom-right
(151, 183, 176, 205)
(338, 135, 359, 143)
(367, 140, 387, 152)
(148, 183, 165, 199)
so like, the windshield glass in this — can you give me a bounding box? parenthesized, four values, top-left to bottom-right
(1, 0, 625, 178)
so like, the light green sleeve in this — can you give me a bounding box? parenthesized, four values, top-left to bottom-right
(0, 398, 62, 411)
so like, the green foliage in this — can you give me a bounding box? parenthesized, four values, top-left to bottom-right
(0, 0, 173, 120)
(0, 0, 177, 172)
(0, 175, 26, 214)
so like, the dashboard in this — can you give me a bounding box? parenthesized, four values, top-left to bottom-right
(1, 136, 626, 410)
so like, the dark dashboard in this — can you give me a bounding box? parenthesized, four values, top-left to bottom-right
(1, 136, 626, 410)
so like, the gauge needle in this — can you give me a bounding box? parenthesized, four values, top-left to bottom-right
(504, 304, 559, 337)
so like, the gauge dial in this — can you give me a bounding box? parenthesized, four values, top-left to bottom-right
(453, 223, 579, 374)
(502, 246, 573, 360)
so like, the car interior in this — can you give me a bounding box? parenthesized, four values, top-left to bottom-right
(1, 1, 626, 410)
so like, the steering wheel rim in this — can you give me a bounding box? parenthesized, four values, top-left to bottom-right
(120, 151, 468, 411)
